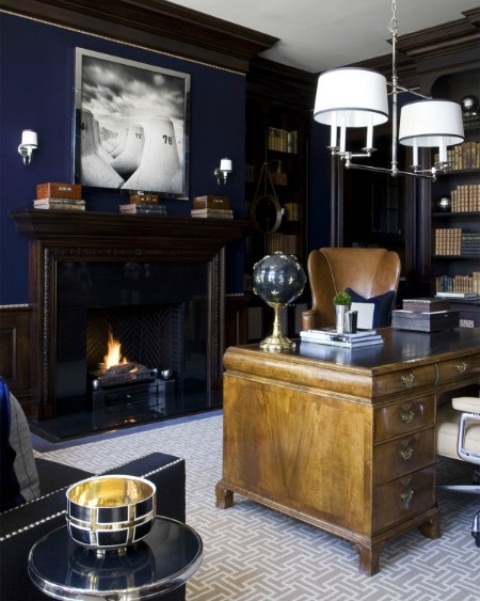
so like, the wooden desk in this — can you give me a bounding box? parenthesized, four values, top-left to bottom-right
(216, 328, 480, 575)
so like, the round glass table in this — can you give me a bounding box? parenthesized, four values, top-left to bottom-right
(28, 516, 203, 600)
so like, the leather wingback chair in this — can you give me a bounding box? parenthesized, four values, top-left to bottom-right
(302, 247, 401, 331)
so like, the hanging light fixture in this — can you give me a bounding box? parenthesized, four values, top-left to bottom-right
(313, 0, 464, 180)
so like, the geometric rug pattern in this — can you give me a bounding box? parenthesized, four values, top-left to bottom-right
(36, 414, 480, 601)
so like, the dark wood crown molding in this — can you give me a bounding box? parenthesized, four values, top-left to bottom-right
(1, 0, 279, 73)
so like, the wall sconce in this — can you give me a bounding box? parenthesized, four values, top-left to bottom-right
(18, 129, 38, 165)
(214, 158, 232, 185)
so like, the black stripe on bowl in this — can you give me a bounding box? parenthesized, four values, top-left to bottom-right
(97, 529, 129, 547)
(68, 523, 93, 545)
(69, 502, 92, 523)
(97, 505, 129, 524)
(133, 521, 153, 542)
(135, 497, 154, 518)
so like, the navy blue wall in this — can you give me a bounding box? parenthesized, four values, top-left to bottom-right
(0, 13, 246, 305)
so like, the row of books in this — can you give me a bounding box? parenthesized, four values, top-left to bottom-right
(434, 228, 480, 256)
(267, 127, 299, 154)
(435, 272, 480, 295)
(34, 197, 85, 211)
(449, 184, 480, 213)
(265, 233, 301, 255)
(434, 141, 480, 171)
(300, 328, 383, 349)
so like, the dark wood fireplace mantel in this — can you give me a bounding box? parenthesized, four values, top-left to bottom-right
(11, 210, 247, 422)
(11, 210, 247, 256)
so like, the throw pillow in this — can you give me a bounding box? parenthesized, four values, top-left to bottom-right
(344, 288, 396, 328)
(0, 377, 40, 511)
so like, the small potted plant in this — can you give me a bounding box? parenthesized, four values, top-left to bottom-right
(333, 292, 352, 333)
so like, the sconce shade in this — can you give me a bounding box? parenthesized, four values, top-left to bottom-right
(399, 100, 464, 148)
(21, 129, 38, 147)
(220, 158, 232, 172)
(313, 68, 389, 128)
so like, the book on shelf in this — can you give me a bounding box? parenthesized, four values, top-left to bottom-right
(190, 208, 233, 219)
(129, 193, 159, 205)
(119, 204, 167, 215)
(435, 292, 480, 300)
(33, 197, 85, 210)
(299, 329, 383, 348)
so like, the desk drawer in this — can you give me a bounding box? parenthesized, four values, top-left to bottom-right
(436, 356, 479, 384)
(374, 365, 436, 397)
(374, 429, 435, 484)
(373, 466, 435, 533)
(374, 395, 435, 442)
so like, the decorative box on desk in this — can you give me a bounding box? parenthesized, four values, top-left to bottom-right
(392, 310, 459, 332)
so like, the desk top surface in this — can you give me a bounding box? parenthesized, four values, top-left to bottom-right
(227, 328, 480, 372)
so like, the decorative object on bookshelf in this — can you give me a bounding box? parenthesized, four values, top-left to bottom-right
(193, 195, 230, 210)
(34, 198, 86, 211)
(436, 196, 451, 212)
(461, 95, 479, 117)
(250, 162, 283, 234)
(252, 252, 306, 351)
(191, 208, 233, 219)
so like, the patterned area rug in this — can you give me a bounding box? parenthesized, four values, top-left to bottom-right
(37, 413, 480, 601)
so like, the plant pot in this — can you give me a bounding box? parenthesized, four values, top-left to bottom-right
(335, 304, 350, 334)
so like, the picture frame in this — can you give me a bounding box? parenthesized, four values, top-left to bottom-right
(74, 48, 190, 198)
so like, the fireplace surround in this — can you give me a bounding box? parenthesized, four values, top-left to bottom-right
(11, 210, 245, 432)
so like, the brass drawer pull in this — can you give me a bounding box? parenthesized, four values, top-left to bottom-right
(401, 490, 414, 504)
(399, 444, 413, 461)
(400, 373, 415, 387)
(400, 410, 415, 424)
(455, 362, 467, 374)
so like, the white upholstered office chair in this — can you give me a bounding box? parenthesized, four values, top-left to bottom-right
(436, 396, 480, 547)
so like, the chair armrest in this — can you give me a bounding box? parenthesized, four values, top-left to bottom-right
(452, 396, 480, 414)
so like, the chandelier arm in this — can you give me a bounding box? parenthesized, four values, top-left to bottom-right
(344, 160, 434, 180)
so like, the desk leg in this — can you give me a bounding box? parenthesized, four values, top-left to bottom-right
(418, 511, 442, 539)
(354, 541, 384, 576)
(215, 481, 234, 509)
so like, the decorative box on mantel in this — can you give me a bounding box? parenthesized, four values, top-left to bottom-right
(392, 310, 459, 332)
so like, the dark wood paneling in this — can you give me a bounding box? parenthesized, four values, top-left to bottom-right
(0, 305, 33, 413)
(1, 0, 278, 73)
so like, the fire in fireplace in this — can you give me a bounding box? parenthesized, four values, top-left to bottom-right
(89, 330, 175, 425)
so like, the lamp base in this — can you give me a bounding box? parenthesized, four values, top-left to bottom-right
(259, 333, 295, 352)
(259, 302, 296, 352)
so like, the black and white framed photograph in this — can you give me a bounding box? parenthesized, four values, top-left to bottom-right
(74, 48, 190, 197)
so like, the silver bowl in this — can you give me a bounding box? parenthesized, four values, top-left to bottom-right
(66, 475, 156, 554)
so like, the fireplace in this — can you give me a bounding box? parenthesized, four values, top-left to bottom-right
(12, 210, 245, 433)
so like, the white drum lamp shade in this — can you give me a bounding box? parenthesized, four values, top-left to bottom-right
(399, 100, 464, 148)
(313, 68, 389, 128)
(399, 100, 464, 165)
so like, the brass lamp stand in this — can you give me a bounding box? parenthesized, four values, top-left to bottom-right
(259, 302, 294, 351)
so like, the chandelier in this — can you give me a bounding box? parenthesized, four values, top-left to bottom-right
(313, 0, 465, 180)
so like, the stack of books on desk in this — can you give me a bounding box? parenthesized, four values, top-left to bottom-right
(299, 329, 383, 348)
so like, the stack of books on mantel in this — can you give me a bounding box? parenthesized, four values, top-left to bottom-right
(119, 192, 167, 215)
(191, 195, 233, 219)
(299, 329, 383, 348)
(33, 182, 85, 211)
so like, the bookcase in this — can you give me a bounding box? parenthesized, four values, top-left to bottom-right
(243, 59, 313, 342)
